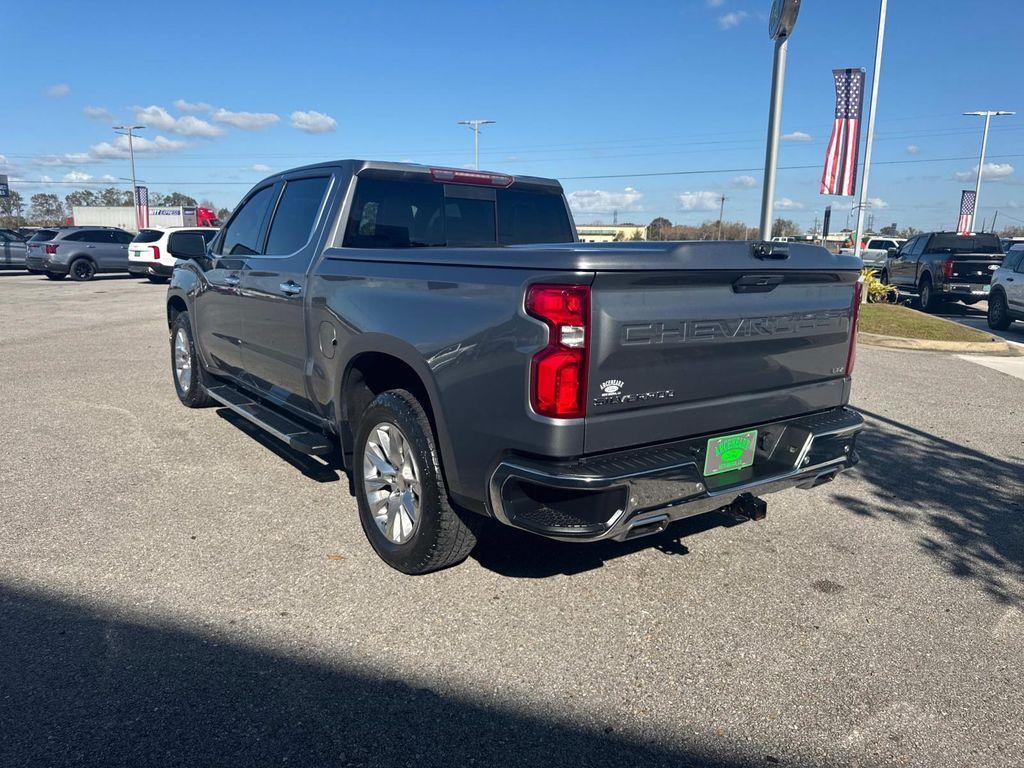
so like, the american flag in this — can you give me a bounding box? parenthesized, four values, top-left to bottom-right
(957, 190, 976, 234)
(135, 185, 149, 229)
(820, 68, 865, 196)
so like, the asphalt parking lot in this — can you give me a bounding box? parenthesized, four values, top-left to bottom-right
(1, 272, 1022, 768)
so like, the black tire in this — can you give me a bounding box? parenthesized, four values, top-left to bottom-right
(45, 272, 65, 281)
(879, 269, 889, 285)
(69, 258, 96, 282)
(353, 389, 477, 574)
(170, 311, 215, 408)
(988, 291, 1012, 331)
(918, 276, 940, 312)
(146, 275, 169, 284)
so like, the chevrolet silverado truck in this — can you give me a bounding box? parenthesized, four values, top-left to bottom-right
(166, 160, 865, 574)
(881, 231, 1003, 311)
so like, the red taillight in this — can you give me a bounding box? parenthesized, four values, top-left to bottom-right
(846, 280, 864, 376)
(151, 245, 161, 260)
(942, 259, 954, 279)
(45, 244, 58, 255)
(429, 167, 514, 187)
(526, 284, 590, 419)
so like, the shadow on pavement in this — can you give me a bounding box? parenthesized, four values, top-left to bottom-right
(472, 510, 748, 578)
(834, 408, 1024, 606)
(0, 583, 757, 768)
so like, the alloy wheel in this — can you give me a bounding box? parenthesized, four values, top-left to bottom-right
(174, 329, 192, 391)
(362, 422, 422, 544)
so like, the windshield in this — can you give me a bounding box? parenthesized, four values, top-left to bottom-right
(29, 229, 58, 242)
(131, 229, 163, 244)
(928, 233, 1002, 255)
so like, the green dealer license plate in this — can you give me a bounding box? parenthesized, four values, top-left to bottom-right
(704, 430, 758, 477)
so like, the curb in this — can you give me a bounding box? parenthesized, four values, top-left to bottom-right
(859, 331, 1019, 355)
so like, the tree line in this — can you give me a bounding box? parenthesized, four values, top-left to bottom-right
(0, 188, 232, 228)
(645, 216, 802, 240)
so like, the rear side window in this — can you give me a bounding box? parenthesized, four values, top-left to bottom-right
(220, 185, 276, 256)
(264, 176, 330, 254)
(1005, 249, 1024, 271)
(344, 178, 445, 248)
(132, 229, 163, 244)
(29, 229, 57, 242)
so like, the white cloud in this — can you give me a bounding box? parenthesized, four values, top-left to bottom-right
(249, 163, 272, 172)
(83, 106, 114, 121)
(718, 11, 748, 29)
(39, 175, 53, 183)
(98, 174, 117, 182)
(954, 162, 1014, 182)
(88, 134, 186, 160)
(46, 83, 70, 98)
(567, 187, 643, 213)
(63, 171, 92, 182)
(676, 190, 721, 211)
(174, 99, 213, 113)
(868, 197, 889, 209)
(34, 152, 94, 166)
(213, 108, 280, 130)
(290, 110, 337, 134)
(906, 144, 920, 155)
(781, 131, 812, 142)
(133, 105, 224, 137)
(774, 197, 804, 210)
(731, 175, 758, 189)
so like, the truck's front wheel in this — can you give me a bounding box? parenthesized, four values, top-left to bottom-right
(354, 390, 477, 574)
(170, 311, 215, 408)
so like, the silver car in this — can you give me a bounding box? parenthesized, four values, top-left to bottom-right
(0, 229, 29, 268)
(988, 244, 1024, 330)
(31, 226, 135, 281)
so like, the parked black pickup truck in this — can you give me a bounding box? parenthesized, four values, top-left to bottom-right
(166, 160, 864, 574)
(880, 231, 1004, 311)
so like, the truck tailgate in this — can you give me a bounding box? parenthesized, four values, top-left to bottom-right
(585, 269, 857, 453)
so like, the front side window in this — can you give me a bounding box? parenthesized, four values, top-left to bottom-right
(264, 176, 330, 254)
(219, 185, 276, 256)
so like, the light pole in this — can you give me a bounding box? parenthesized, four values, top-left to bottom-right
(963, 110, 1014, 232)
(717, 194, 727, 239)
(457, 119, 495, 170)
(853, 0, 888, 265)
(112, 125, 145, 209)
(759, 0, 801, 241)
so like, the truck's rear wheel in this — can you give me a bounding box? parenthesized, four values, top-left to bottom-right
(354, 389, 476, 574)
(170, 311, 215, 408)
(918, 276, 940, 313)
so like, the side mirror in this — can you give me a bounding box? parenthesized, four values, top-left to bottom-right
(170, 232, 208, 260)
(887, 247, 899, 259)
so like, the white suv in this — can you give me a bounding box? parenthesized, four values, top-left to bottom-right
(128, 227, 218, 283)
(988, 244, 1024, 331)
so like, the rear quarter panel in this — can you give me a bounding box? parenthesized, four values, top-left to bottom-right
(309, 255, 591, 505)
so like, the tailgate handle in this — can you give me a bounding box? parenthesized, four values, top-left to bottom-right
(752, 242, 789, 260)
(733, 274, 784, 293)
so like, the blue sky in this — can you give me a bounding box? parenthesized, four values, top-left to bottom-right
(3, 0, 1022, 231)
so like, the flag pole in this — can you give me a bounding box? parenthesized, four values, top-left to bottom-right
(853, 0, 888, 266)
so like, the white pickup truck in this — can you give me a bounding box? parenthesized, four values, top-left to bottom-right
(840, 236, 904, 272)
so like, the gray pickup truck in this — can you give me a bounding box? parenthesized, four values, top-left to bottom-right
(166, 160, 864, 574)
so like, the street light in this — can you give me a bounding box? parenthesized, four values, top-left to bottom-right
(112, 125, 145, 215)
(963, 110, 1014, 232)
(457, 119, 495, 170)
(759, 0, 802, 241)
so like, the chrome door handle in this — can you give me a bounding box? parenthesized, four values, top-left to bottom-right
(224, 275, 240, 287)
(280, 281, 302, 296)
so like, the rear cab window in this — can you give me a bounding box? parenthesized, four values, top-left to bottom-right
(927, 233, 1002, 254)
(340, 175, 573, 248)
